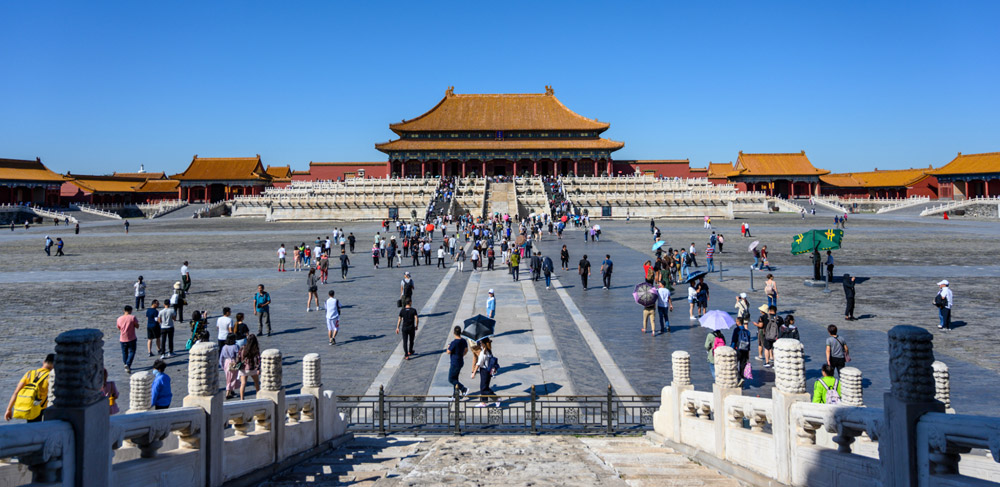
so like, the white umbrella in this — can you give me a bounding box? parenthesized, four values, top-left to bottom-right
(748, 240, 760, 252)
(698, 310, 736, 331)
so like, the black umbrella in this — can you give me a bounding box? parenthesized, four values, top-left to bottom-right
(462, 314, 497, 342)
(683, 270, 708, 284)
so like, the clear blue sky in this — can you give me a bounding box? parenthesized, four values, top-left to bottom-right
(2, 1, 997, 175)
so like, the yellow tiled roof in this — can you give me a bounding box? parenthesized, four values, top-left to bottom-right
(113, 171, 167, 179)
(265, 165, 292, 179)
(707, 162, 733, 179)
(309, 162, 387, 167)
(376, 138, 624, 152)
(67, 175, 148, 193)
(390, 87, 611, 133)
(172, 155, 272, 181)
(133, 179, 180, 193)
(729, 151, 829, 177)
(0, 158, 67, 182)
(930, 152, 1000, 176)
(821, 168, 933, 188)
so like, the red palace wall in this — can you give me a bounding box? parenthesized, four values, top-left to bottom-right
(294, 163, 389, 181)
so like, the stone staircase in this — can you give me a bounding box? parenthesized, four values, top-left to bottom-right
(487, 182, 519, 218)
(262, 435, 741, 486)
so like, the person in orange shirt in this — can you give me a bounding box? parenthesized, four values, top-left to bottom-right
(117, 305, 139, 374)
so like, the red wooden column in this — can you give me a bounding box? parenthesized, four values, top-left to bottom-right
(573, 160, 579, 176)
(462, 161, 467, 178)
(421, 161, 426, 177)
(593, 160, 599, 176)
(789, 180, 795, 198)
(481, 161, 486, 177)
(533, 160, 538, 175)
(513, 161, 518, 176)
(607, 160, 612, 175)
(441, 161, 446, 177)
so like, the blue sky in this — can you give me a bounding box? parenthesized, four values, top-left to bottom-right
(1, 1, 997, 175)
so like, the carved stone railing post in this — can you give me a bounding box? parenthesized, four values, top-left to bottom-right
(932, 361, 953, 413)
(772, 338, 809, 485)
(840, 367, 864, 407)
(880, 325, 943, 487)
(259, 349, 287, 460)
(300, 353, 338, 443)
(44, 329, 109, 487)
(182, 342, 223, 487)
(712, 346, 740, 459)
(654, 351, 693, 443)
(127, 371, 154, 413)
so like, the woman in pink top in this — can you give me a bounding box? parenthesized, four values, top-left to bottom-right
(117, 305, 139, 374)
(102, 368, 120, 415)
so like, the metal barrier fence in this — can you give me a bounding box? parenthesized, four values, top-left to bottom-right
(338, 385, 658, 435)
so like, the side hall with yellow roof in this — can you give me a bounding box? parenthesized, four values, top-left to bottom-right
(727, 151, 829, 198)
(929, 152, 1000, 199)
(171, 154, 273, 202)
(820, 167, 938, 198)
(0, 157, 67, 206)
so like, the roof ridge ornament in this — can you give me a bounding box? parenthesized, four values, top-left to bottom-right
(446, 86, 454, 97)
(545, 85, 554, 95)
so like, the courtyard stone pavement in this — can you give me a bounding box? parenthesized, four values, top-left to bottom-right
(0, 212, 997, 418)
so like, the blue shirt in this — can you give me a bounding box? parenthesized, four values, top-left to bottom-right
(151, 371, 172, 407)
(448, 338, 467, 367)
(145, 308, 159, 328)
(254, 292, 271, 312)
(486, 297, 496, 317)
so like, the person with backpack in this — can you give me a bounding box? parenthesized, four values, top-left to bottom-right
(471, 338, 500, 408)
(778, 314, 800, 340)
(812, 364, 842, 404)
(730, 318, 752, 387)
(542, 254, 554, 289)
(600, 254, 613, 289)
(5, 354, 54, 422)
(756, 305, 782, 368)
(935, 279, 953, 330)
(704, 330, 726, 379)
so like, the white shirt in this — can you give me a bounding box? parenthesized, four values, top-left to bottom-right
(326, 298, 340, 320)
(438, 248, 445, 258)
(314, 246, 322, 257)
(656, 287, 671, 308)
(181, 264, 189, 276)
(278, 247, 286, 258)
(688, 286, 698, 301)
(217, 316, 233, 340)
(325, 239, 331, 249)
(938, 287, 953, 309)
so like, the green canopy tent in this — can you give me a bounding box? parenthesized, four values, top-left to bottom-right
(791, 229, 844, 281)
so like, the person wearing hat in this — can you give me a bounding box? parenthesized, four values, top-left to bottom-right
(935, 280, 953, 330)
(170, 281, 187, 322)
(486, 289, 496, 319)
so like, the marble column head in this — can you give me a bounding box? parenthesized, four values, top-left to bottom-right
(187, 342, 219, 396)
(887, 325, 935, 403)
(671, 350, 691, 386)
(53, 329, 104, 408)
(261, 349, 283, 392)
(129, 371, 154, 412)
(713, 346, 739, 389)
(774, 338, 806, 394)
(932, 360, 951, 409)
(303, 353, 321, 389)
(839, 367, 864, 407)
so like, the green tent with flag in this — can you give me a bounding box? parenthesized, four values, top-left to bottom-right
(791, 229, 844, 255)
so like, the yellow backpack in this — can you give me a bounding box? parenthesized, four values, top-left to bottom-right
(13, 369, 50, 420)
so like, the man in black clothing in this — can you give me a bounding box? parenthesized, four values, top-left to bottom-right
(531, 252, 542, 281)
(842, 273, 856, 320)
(396, 300, 419, 359)
(579, 255, 591, 290)
(339, 250, 351, 279)
(348, 233, 356, 253)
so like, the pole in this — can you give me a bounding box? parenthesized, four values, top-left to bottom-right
(453, 385, 461, 435)
(378, 385, 386, 436)
(749, 266, 755, 292)
(606, 384, 614, 436)
(719, 260, 724, 282)
(530, 385, 537, 434)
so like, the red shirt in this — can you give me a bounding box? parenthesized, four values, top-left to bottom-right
(117, 314, 138, 342)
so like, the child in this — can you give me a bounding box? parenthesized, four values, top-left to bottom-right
(151, 360, 171, 409)
(102, 368, 119, 415)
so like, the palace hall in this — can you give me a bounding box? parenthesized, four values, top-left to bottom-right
(376, 86, 624, 178)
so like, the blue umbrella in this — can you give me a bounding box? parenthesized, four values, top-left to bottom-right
(652, 240, 666, 252)
(698, 310, 736, 331)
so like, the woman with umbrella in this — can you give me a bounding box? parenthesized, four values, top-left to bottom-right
(699, 310, 735, 379)
(632, 282, 658, 334)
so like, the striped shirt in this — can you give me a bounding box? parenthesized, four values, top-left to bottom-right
(705, 246, 715, 259)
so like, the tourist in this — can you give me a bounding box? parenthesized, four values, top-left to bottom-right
(471, 338, 499, 408)
(397, 274, 415, 312)
(508, 249, 518, 280)
(825, 251, 834, 282)
(318, 253, 329, 284)
(254, 284, 272, 336)
(560, 245, 569, 270)
(778, 314, 800, 340)
(717, 234, 724, 253)
(293, 245, 302, 271)
(348, 233, 356, 253)
(4, 354, 54, 422)
(744, 223, 751, 238)
(181, 261, 191, 292)
(396, 298, 418, 359)
(704, 329, 725, 379)
(445, 326, 469, 398)
(687, 282, 698, 320)
(326, 290, 341, 345)
(812, 364, 841, 404)
(302, 243, 311, 266)
(825, 324, 849, 374)
(74, 222, 79, 234)
(44, 235, 52, 256)
(643, 259, 654, 285)
(372, 243, 381, 269)
(705, 243, 715, 273)
(487, 246, 495, 270)
(219, 336, 240, 399)
(232, 312, 249, 347)
(656, 281, 673, 333)
(530, 251, 541, 281)
(157, 297, 175, 358)
(423, 240, 432, 265)
(277, 244, 286, 272)
(238, 334, 262, 400)
(679, 248, 690, 280)
(752, 247, 761, 270)
(145, 300, 161, 357)
(306, 269, 320, 312)
(133, 275, 146, 310)
(117, 305, 138, 374)
(339, 249, 351, 279)
(216, 307, 233, 349)
(102, 368, 120, 415)
(641, 288, 656, 334)
(486, 289, 496, 319)
(188, 310, 211, 346)
(756, 305, 781, 368)
(935, 280, 953, 330)
(578, 254, 591, 290)
(542, 253, 554, 289)
(410, 240, 419, 266)
(764, 274, 778, 308)
(688, 243, 699, 267)
(735, 293, 750, 324)
(124, 219, 129, 234)
(470, 246, 481, 271)
(437, 245, 446, 268)
(730, 318, 752, 386)
(600, 254, 613, 289)
(456, 247, 466, 272)
(150, 359, 171, 409)
(843, 274, 857, 320)
(696, 277, 710, 317)
(55, 238, 64, 256)
(759, 245, 770, 271)
(387, 238, 397, 268)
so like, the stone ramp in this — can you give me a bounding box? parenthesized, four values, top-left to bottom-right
(487, 182, 518, 218)
(262, 435, 741, 486)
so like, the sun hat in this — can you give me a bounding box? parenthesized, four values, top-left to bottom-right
(758, 304, 769, 313)
(173, 282, 182, 289)
(740, 293, 747, 298)
(937, 280, 949, 286)
(488, 289, 494, 294)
